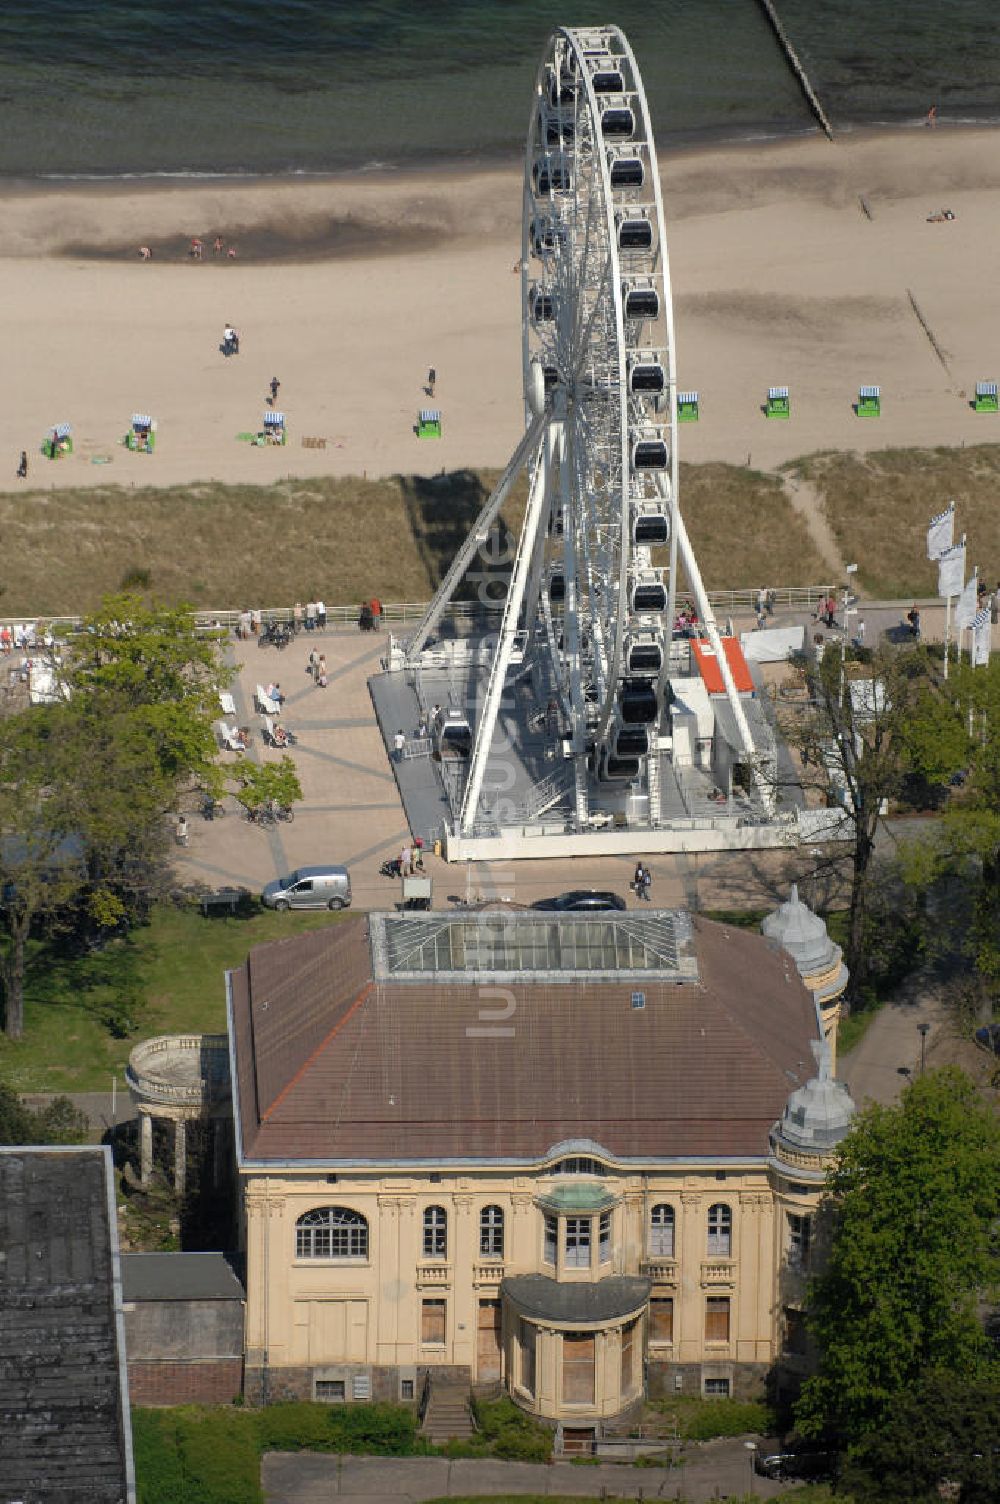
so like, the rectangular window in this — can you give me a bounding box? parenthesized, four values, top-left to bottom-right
(705, 1297, 731, 1344)
(421, 1298, 446, 1345)
(649, 1297, 674, 1344)
(599, 1212, 612, 1263)
(400, 1378, 415, 1400)
(704, 1377, 731, 1397)
(315, 1379, 345, 1402)
(543, 1214, 557, 1265)
(352, 1373, 371, 1400)
(788, 1213, 812, 1269)
(620, 1319, 636, 1396)
(562, 1332, 595, 1404)
(565, 1216, 592, 1269)
(521, 1319, 536, 1397)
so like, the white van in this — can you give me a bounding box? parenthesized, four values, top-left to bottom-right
(261, 866, 352, 912)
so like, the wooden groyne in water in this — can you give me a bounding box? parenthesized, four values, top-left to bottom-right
(757, 0, 835, 142)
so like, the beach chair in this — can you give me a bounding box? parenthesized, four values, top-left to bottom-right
(974, 381, 998, 413)
(857, 384, 881, 418)
(262, 411, 286, 446)
(677, 390, 699, 423)
(417, 408, 442, 439)
(766, 386, 790, 419)
(42, 422, 73, 460)
(126, 414, 156, 452)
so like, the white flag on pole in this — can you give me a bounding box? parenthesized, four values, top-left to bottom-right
(938, 542, 965, 599)
(926, 503, 955, 561)
(972, 607, 992, 667)
(955, 573, 978, 630)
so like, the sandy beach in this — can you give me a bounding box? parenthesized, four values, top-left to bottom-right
(1, 127, 999, 491)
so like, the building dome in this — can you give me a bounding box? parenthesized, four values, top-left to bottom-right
(772, 1040, 856, 1161)
(761, 885, 848, 1003)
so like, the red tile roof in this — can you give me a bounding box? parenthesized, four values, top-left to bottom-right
(229, 915, 818, 1166)
(691, 636, 755, 695)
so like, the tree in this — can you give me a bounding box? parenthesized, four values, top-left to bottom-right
(0, 712, 86, 1039)
(0, 595, 229, 1037)
(839, 1370, 1000, 1504)
(232, 756, 302, 818)
(778, 641, 968, 996)
(795, 1068, 1000, 1450)
(0, 1081, 87, 1145)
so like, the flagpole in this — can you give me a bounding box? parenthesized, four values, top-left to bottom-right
(944, 592, 951, 680)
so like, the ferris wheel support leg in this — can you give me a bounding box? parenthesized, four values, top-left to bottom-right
(404, 413, 545, 664)
(673, 510, 774, 812)
(459, 432, 550, 835)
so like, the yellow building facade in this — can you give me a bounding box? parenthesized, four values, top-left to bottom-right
(229, 909, 855, 1431)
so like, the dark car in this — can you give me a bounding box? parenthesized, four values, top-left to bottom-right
(531, 890, 626, 912)
(755, 1451, 834, 1481)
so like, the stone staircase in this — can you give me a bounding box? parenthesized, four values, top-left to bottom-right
(420, 1374, 475, 1444)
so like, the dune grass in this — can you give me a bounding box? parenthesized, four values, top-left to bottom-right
(783, 444, 1000, 598)
(0, 460, 833, 618)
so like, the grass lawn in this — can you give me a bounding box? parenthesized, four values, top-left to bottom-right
(0, 904, 346, 1093)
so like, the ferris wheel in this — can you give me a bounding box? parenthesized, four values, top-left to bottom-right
(405, 24, 764, 840)
(521, 24, 677, 782)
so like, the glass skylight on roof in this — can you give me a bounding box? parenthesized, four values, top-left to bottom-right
(369, 910, 697, 982)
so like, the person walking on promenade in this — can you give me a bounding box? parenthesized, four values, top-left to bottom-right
(16, 450, 27, 479)
(393, 729, 406, 762)
(305, 600, 317, 632)
(316, 598, 327, 630)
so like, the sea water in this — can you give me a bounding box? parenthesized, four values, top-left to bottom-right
(0, 0, 996, 180)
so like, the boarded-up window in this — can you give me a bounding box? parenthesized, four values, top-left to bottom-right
(563, 1332, 595, 1404)
(521, 1319, 536, 1397)
(705, 1297, 730, 1343)
(421, 1298, 446, 1345)
(620, 1319, 636, 1396)
(649, 1297, 674, 1344)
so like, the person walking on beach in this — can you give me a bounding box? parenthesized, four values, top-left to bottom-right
(268, 376, 280, 406)
(16, 450, 27, 479)
(926, 104, 937, 128)
(427, 367, 436, 397)
(213, 236, 224, 256)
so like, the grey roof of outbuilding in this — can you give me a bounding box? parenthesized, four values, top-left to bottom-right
(0, 1146, 134, 1504)
(229, 911, 821, 1166)
(502, 1274, 651, 1324)
(121, 1252, 245, 1303)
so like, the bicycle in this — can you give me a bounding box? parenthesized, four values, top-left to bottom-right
(244, 800, 295, 827)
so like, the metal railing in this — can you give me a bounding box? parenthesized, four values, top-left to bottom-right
(0, 585, 839, 641)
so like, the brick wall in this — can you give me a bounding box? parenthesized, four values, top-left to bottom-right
(129, 1358, 244, 1406)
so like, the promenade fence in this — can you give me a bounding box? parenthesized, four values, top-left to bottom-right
(2, 584, 839, 639)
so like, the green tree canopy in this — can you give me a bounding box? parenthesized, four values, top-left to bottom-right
(1, 595, 229, 1038)
(780, 641, 969, 995)
(796, 1068, 1000, 1450)
(839, 1370, 1000, 1504)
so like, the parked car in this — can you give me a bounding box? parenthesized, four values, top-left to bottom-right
(531, 890, 626, 912)
(755, 1451, 834, 1481)
(261, 865, 352, 912)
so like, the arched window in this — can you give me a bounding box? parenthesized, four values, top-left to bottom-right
(553, 1156, 603, 1176)
(423, 1204, 447, 1257)
(707, 1203, 732, 1257)
(480, 1205, 504, 1257)
(649, 1203, 675, 1257)
(295, 1206, 368, 1260)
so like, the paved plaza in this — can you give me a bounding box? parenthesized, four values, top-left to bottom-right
(172, 597, 964, 916)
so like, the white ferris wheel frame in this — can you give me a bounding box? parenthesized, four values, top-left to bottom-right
(406, 25, 767, 838)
